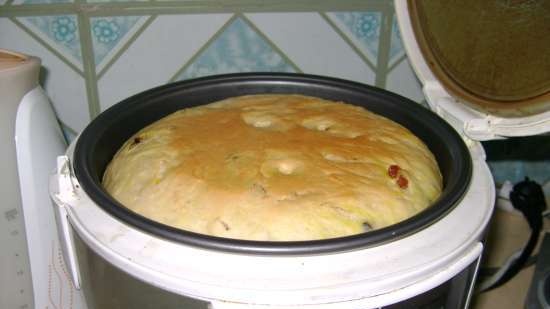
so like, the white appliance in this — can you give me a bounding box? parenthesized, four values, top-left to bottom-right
(9, 2, 550, 309)
(0, 49, 86, 309)
(0, 49, 36, 309)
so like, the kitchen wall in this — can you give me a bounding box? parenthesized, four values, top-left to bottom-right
(1, 0, 548, 193)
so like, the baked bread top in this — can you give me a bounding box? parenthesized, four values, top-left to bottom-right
(103, 94, 442, 241)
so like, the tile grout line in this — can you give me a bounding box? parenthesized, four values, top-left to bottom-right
(0, 0, 390, 17)
(166, 14, 238, 83)
(55, 0, 86, 141)
(240, 13, 302, 73)
(373, 4, 393, 89)
(387, 53, 407, 73)
(320, 12, 377, 73)
(9, 17, 85, 77)
(58, 120, 78, 136)
(0, 3, 75, 17)
(97, 15, 157, 80)
(76, 10, 101, 119)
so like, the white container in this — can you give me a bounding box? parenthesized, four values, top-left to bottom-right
(49, 70, 492, 308)
(0, 49, 42, 309)
(50, 138, 493, 308)
(1, 49, 85, 309)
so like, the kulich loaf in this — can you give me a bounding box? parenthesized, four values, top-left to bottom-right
(103, 94, 442, 241)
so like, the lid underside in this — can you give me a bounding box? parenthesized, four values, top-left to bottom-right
(408, 0, 550, 117)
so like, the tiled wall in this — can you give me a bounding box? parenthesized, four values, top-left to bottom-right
(1, 0, 548, 193)
(0, 0, 424, 137)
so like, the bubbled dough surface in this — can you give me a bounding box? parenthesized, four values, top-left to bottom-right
(103, 95, 442, 241)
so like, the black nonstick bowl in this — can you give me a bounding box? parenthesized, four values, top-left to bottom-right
(73, 73, 472, 255)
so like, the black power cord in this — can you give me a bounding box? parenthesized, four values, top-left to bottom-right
(477, 178, 547, 293)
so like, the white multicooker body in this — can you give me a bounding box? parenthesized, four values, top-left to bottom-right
(49, 140, 493, 308)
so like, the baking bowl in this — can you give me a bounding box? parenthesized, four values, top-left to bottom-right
(73, 73, 471, 255)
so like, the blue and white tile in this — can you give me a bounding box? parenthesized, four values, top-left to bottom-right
(385, 58, 425, 103)
(389, 15, 406, 67)
(97, 14, 232, 111)
(326, 12, 381, 65)
(90, 15, 148, 72)
(246, 13, 376, 85)
(177, 17, 295, 80)
(17, 15, 83, 70)
(0, 18, 89, 132)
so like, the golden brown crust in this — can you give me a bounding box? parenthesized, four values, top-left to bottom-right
(103, 94, 442, 241)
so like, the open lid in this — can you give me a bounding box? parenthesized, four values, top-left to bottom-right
(394, 1, 550, 140)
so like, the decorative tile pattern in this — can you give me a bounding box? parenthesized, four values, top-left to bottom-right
(389, 15, 405, 67)
(247, 13, 375, 84)
(97, 13, 232, 110)
(177, 17, 295, 80)
(19, 15, 82, 66)
(331, 12, 381, 64)
(90, 16, 142, 68)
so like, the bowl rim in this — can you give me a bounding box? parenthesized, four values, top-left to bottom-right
(73, 72, 472, 255)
